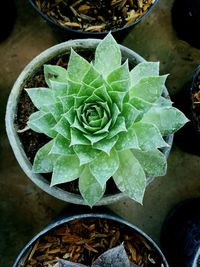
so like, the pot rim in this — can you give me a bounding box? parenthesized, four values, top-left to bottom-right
(28, 0, 159, 36)
(5, 38, 173, 206)
(13, 212, 169, 267)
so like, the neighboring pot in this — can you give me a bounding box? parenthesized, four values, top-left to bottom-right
(174, 65, 200, 155)
(13, 212, 169, 267)
(5, 39, 173, 206)
(29, 0, 158, 41)
(171, 0, 200, 49)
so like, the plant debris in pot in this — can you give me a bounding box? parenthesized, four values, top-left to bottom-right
(34, 0, 155, 33)
(17, 217, 166, 267)
(14, 34, 188, 207)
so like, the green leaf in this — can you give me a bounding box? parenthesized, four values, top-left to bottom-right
(108, 91, 126, 111)
(113, 150, 146, 204)
(32, 140, 57, 173)
(107, 60, 129, 83)
(129, 75, 168, 103)
(94, 33, 121, 78)
(89, 149, 119, 188)
(84, 133, 107, 144)
(70, 128, 90, 146)
(44, 102, 63, 121)
(107, 116, 127, 139)
(28, 111, 57, 138)
(67, 49, 90, 82)
(94, 85, 112, 105)
(50, 134, 74, 155)
(134, 122, 169, 150)
(83, 65, 100, 85)
(110, 103, 120, 127)
(115, 127, 139, 151)
(51, 155, 82, 186)
(60, 95, 75, 113)
(154, 96, 173, 107)
(141, 106, 189, 136)
(53, 117, 71, 139)
(122, 103, 141, 129)
(129, 96, 153, 112)
(132, 149, 167, 177)
(79, 166, 105, 207)
(67, 79, 81, 95)
(130, 62, 159, 87)
(44, 65, 68, 87)
(90, 75, 104, 88)
(63, 107, 75, 124)
(25, 88, 55, 111)
(78, 83, 95, 97)
(93, 136, 118, 155)
(50, 80, 68, 97)
(74, 144, 100, 165)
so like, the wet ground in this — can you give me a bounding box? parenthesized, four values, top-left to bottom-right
(0, 0, 200, 266)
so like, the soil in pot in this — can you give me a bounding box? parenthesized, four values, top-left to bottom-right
(18, 218, 165, 266)
(34, 0, 154, 33)
(171, 0, 200, 49)
(16, 51, 119, 196)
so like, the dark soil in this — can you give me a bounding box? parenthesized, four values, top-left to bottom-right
(34, 0, 153, 32)
(21, 218, 165, 266)
(172, 0, 200, 49)
(16, 51, 119, 196)
(191, 70, 200, 131)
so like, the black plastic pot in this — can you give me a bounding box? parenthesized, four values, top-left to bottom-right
(172, 0, 200, 49)
(173, 65, 200, 156)
(0, 0, 16, 42)
(13, 210, 169, 267)
(161, 198, 200, 267)
(29, 0, 158, 41)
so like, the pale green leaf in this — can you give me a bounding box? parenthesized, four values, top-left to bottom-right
(141, 106, 189, 136)
(71, 116, 87, 133)
(154, 96, 173, 107)
(32, 140, 57, 173)
(134, 122, 169, 150)
(73, 144, 100, 165)
(129, 96, 153, 112)
(25, 88, 55, 111)
(67, 79, 81, 95)
(129, 75, 168, 103)
(74, 96, 87, 109)
(107, 116, 127, 139)
(50, 80, 68, 97)
(132, 149, 167, 177)
(122, 103, 141, 128)
(90, 75, 104, 88)
(89, 149, 119, 188)
(28, 111, 57, 138)
(51, 155, 82, 186)
(50, 134, 74, 155)
(78, 83, 95, 97)
(44, 102, 63, 121)
(63, 107, 75, 124)
(110, 103, 120, 127)
(94, 33, 121, 78)
(53, 117, 70, 139)
(79, 166, 105, 207)
(130, 62, 159, 87)
(93, 136, 118, 155)
(70, 128, 90, 146)
(94, 85, 112, 105)
(115, 127, 139, 151)
(107, 60, 130, 92)
(113, 150, 146, 204)
(108, 91, 126, 111)
(60, 95, 75, 113)
(83, 65, 100, 85)
(84, 132, 107, 144)
(44, 65, 68, 87)
(68, 49, 90, 82)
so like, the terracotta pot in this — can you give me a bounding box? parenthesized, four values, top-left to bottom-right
(13, 211, 169, 267)
(29, 0, 159, 41)
(5, 38, 173, 206)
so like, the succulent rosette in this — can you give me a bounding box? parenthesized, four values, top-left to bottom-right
(26, 34, 188, 206)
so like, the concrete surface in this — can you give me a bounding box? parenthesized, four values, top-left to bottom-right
(0, 0, 200, 266)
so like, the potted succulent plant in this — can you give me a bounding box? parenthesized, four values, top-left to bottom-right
(29, 0, 159, 40)
(6, 34, 188, 207)
(13, 212, 169, 267)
